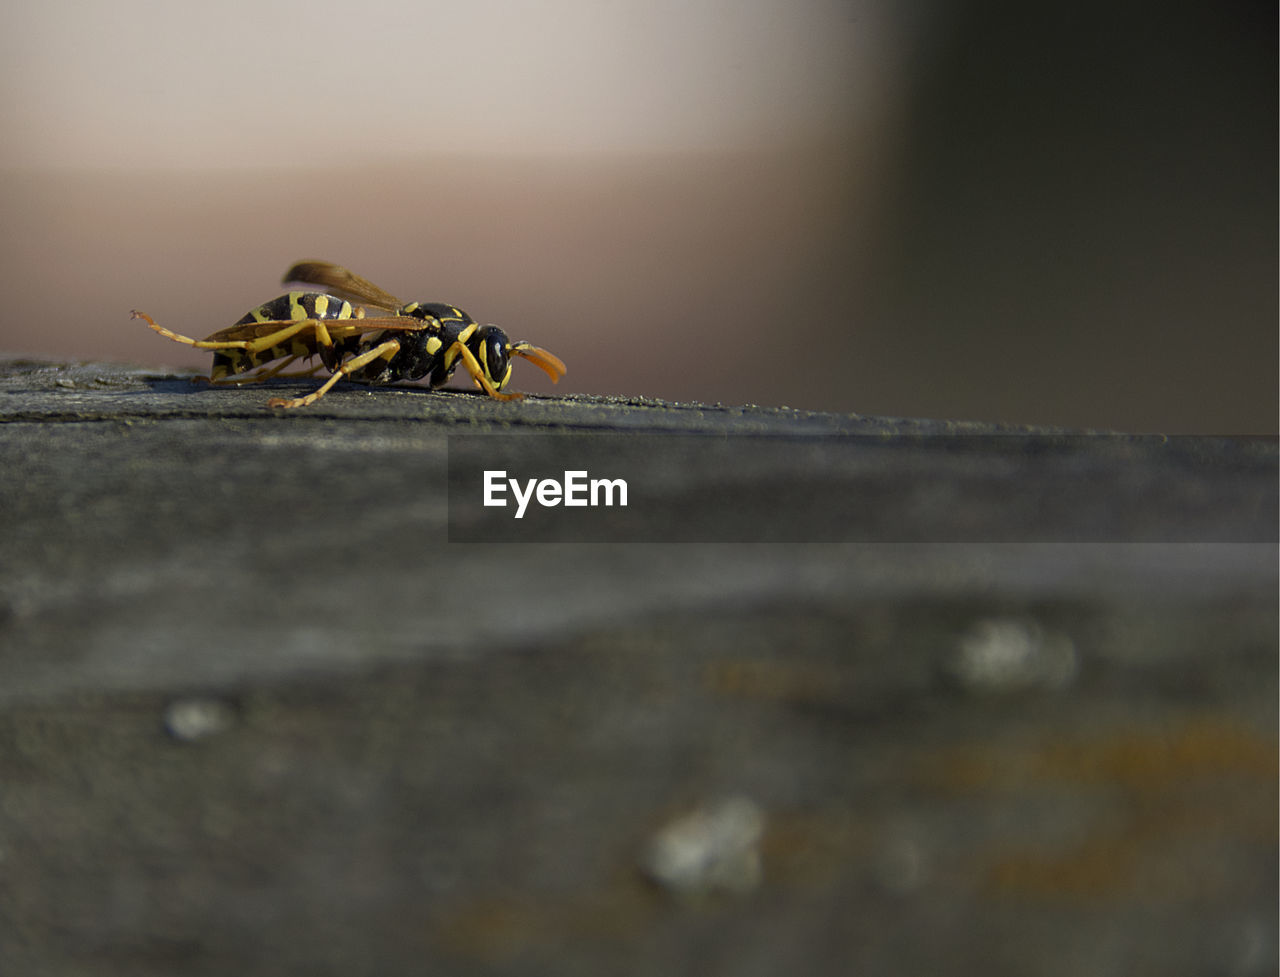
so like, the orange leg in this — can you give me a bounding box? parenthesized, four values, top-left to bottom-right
(266, 339, 402, 409)
(131, 310, 334, 357)
(196, 355, 325, 386)
(448, 341, 524, 401)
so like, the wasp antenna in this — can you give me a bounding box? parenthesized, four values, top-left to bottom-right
(511, 343, 566, 383)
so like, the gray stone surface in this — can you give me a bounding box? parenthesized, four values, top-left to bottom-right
(0, 358, 1276, 976)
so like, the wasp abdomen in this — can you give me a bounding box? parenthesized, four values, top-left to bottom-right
(213, 291, 363, 379)
(234, 291, 361, 326)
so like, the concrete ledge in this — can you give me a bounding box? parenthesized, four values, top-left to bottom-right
(1, 358, 1275, 976)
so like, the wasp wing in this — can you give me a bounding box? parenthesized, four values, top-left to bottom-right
(281, 260, 405, 311)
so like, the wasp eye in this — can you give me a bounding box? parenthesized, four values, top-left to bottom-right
(477, 326, 511, 385)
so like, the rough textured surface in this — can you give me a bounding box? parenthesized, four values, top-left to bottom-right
(0, 358, 1276, 976)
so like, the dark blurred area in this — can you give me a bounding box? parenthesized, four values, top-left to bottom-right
(0, 1, 1273, 432)
(855, 1, 1278, 433)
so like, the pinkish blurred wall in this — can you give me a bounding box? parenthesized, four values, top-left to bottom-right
(1, 1, 1273, 432)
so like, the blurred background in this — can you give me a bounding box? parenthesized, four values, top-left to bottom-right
(0, 0, 1273, 433)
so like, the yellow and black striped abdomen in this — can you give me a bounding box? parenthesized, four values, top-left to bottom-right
(211, 291, 361, 380)
(233, 291, 359, 328)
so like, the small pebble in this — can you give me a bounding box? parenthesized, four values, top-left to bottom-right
(642, 796, 765, 896)
(949, 618, 1078, 693)
(163, 697, 237, 741)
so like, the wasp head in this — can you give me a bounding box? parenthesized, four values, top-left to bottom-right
(471, 324, 566, 392)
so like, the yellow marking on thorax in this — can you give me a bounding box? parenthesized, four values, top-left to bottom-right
(425, 336, 443, 355)
(443, 323, 477, 370)
(402, 301, 419, 314)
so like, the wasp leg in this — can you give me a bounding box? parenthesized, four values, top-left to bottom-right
(199, 354, 302, 385)
(266, 339, 402, 409)
(131, 311, 335, 358)
(199, 355, 324, 386)
(253, 363, 326, 380)
(448, 341, 524, 401)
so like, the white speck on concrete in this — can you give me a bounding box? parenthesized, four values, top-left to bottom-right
(163, 697, 237, 741)
(950, 618, 1078, 693)
(642, 796, 765, 896)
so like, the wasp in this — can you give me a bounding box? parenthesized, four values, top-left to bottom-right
(132, 260, 566, 409)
